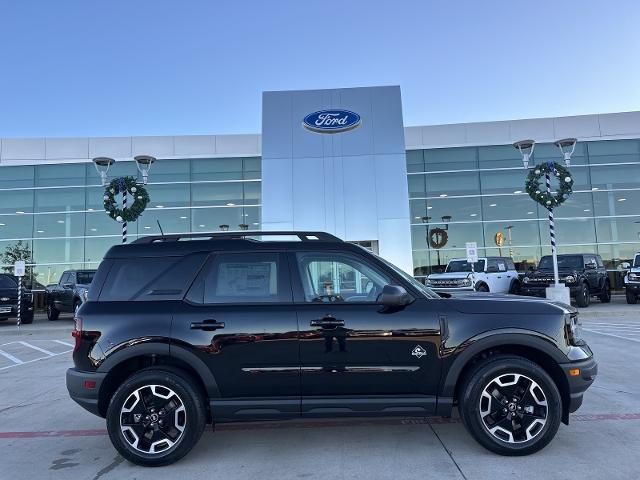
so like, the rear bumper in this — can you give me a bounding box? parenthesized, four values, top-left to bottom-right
(559, 356, 598, 414)
(66, 368, 107, 417)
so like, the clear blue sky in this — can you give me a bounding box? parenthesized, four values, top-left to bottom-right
(1, 0, 639, 137)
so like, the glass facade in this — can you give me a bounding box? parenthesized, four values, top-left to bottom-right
(408, 139, 640, 289)
(0, 158, 261, 288)
(1, 137, 639, 291)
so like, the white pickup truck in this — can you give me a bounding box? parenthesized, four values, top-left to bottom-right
(622, 252, 640, 304)
(426, 257, 521, 294)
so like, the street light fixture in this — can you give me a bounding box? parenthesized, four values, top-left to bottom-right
(92, 157, 115, 186)
(513, 139, 536, 169)
(554, 138, 577, 167)
(134, 155, 156, 185)
(441, 215, 452, 230)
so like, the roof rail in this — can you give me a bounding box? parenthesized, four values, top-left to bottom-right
(131, 231, 343, 244)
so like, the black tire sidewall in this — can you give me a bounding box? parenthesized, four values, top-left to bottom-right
(627, 288, 638, 304)
(460, 356, 562, 456)
(599, 281, 611, 303)
(576, 283, 590, 307)
(47, 305, 59, 321)
(106, 368, 207, 467)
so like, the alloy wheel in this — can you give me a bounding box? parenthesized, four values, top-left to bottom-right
(120, 384, 187, 455)
(479, 373, 548, 443)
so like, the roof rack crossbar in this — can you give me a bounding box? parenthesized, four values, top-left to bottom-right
(131, 231, 342, 244)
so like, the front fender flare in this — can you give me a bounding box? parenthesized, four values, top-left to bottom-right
(440, 330, 568, 398)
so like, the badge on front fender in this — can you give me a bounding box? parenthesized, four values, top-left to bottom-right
(411, 345, 427, 358)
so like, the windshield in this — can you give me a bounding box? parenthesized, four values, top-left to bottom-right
(635, 255, 640, 268)
(76, 271, 95, 284)
(538, 255, 582, 270)
(371, 252, 440, 299)
(446, 260, 485, 273)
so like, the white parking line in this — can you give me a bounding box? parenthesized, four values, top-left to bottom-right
(0, 349, 24, 364)
(52, 340, 74, 347)
(583, 328, 640, 344)
(0, 349, 72, 371)
(18, 341, 56, 356)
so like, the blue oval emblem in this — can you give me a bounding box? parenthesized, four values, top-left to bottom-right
(303, 110, 361, 134)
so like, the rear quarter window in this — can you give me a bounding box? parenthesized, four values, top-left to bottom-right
(98, 253, 206, 301)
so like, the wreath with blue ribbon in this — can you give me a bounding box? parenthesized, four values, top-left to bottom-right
(103, 176, 150, 223)
(525, 162, 573, 208)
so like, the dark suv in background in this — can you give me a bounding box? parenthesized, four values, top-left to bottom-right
(46, 269, 96, 320)
(521, 254, 611, 307)
(67, 231, 597, 466)
(0, 274, 34, 324)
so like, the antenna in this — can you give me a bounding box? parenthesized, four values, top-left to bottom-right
(156, 220, 165, 239)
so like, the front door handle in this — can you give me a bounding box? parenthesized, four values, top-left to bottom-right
(310, 316, 345, 328)
(190, 320, 225, 331)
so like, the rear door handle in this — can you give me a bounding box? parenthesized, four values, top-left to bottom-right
(190, 320, 225, 331)
(310, 316, 345, 328)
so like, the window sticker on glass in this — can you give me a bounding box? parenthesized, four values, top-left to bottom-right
(216, 262, 274, 296)
(498, 261, 506, 271)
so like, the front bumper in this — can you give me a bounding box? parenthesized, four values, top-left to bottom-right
(625, 283, 640, 294)
(559, 356, 598, 415)
(0, 302, 34, 319)
(66, 368, 107, 417)
(521, 284, 580, 297)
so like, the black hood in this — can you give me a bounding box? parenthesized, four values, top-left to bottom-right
(443, 292, 575, 315)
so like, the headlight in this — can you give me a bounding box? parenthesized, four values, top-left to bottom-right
(564, 313, 583, 345)
(523, 277, 530, 284)
(425, 278, 433, 286)
(461, 278, 472, 287)
(564, 275, 576, 284)
(629, 273, 640, 282)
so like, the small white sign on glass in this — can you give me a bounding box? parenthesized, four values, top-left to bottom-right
(14, 261, 26, 277)
(465, 242, 478, 264)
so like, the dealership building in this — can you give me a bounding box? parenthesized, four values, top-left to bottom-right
(1, 86, 640, 289)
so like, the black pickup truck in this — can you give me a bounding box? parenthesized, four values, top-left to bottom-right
(0, 274, 34, 324)
(46, 270, 96, 320)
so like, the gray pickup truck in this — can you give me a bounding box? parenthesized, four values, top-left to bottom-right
(45, 269, 96, 320)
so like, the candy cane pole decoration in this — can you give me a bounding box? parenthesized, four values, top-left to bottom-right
(546, 164, 559, 287)
(122, 188, 127, 244)
(17, 277, 22, 327)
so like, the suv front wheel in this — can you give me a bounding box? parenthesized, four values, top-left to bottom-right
(459, 355, 562, 455)
(575, 282, 590, 308)
(106, 368, 207, 466)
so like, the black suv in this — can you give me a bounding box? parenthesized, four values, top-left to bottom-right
(46, 269, 96, 320)
(66, 231, 597, 466)
(0, 274, 34, 324)
(521, 254, 611, 307)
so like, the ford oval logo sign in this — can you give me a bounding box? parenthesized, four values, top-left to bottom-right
(303, 110, 361, 134)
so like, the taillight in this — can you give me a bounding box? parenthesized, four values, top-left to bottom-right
(72, 315, 83, 352)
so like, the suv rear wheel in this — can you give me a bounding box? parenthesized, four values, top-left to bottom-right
(46, 304, 60, 321)
(459, 355, 561, 456)
(626, 288, 638, 305)
(106, 368, 207, 466)
(575, 282, 590, 308)
(599, 280, 611, 303)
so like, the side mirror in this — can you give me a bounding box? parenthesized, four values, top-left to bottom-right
(621, 262, 631, 269)
(63, 283, 74, 289)
(378, 285, 412, 307)
(585, 263, 597, 270)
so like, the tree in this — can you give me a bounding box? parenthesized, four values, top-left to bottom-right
(1, 241, 36, 282)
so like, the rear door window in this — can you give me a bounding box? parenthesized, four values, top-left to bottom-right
(187, 252, 290, 304)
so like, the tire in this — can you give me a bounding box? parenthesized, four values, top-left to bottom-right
(599, 281, 611, 303)
(20, 312, 34, 324)
(106, 368, 207, 467)
(459, 355, 562, 456)
(508, 281, 521, 295)
(575, 282, 590, 308)
(476, 283, 490, 293)
(46, 304, 60, 321)
(627, 288, 638, 305)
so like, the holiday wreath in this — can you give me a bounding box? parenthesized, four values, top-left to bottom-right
(103, 176, 150, 223)
(525, 162, 573, 208)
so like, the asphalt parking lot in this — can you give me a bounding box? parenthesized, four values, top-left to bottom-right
(1, 297, 639, 480)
